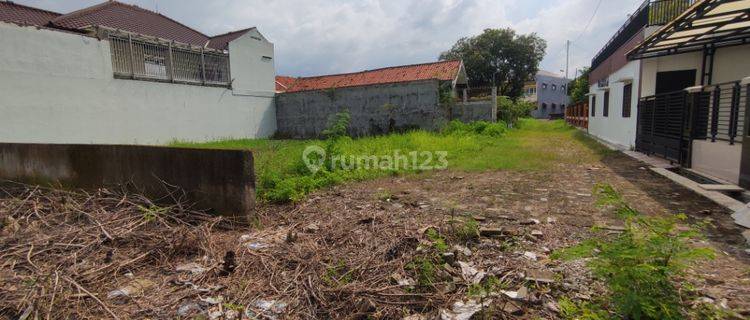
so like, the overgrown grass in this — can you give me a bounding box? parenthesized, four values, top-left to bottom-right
(172, 119, 609, 203)
(553, 184, 716, 320)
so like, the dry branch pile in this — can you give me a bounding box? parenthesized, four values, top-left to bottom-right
(0, 183, 223, 319)
(1, 179, 594, 319)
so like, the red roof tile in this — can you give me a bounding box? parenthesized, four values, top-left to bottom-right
(0, 1, 60, 26)
(275, 76, 298, 92)
(50, 1, 209, 46)
(280, 60, 463, 93)
(207, 28, 252, 50)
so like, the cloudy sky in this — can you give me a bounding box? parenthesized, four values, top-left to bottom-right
(18, 0, 645, 78)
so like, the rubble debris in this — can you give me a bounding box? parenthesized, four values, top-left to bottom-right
(440, 299, 489, 320)
(246, 242, 269, 250)
(525, 270, 556, 284)
(107, 278, 155, 302)
(453, 245, 472, 257)
(520, 218, 540, 225)
(523, 252, 538, 261)
(403, 314, 428, 320)
(479, 227, 504, 237)
(742, 230, 750, 246)
(175, 262, 207, 275)
(501, 286, 528, 300)
(458, 261, 486, 284)
(303, 223, 320, 233)
(200, 296, 224, 305)
(530, 230, 544, 238)
(177, 301, 203, 317)
(502, 301, 524, 316)
(245, 300, 288, 320)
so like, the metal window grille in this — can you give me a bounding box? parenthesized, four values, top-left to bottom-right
(108, 32, 230, 87)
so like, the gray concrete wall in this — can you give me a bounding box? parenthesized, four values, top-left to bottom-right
(452, 101, 496, 123)
(0, 143, 255, 221)
(276, 80, 449, 138)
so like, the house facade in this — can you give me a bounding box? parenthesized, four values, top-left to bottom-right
(523, 71, 571, 119)
(0, 1, 276, 144)
(587, 0, 750, 186)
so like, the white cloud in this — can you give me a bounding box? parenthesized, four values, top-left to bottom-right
(18, 0, 642, 77)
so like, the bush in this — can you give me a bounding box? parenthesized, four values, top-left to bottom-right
(497, 96, 535, 126)
(443, 120, 508, 137)
(553, 184, 715, 320)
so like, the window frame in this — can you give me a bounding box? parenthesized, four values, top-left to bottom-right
(603, 91, 610, 117)
(622, 83, 633, 118)
(591, 95, 597, 117)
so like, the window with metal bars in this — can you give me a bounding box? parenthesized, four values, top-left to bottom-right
(108, 33, 230, 87)
(622, 83, 632, 118)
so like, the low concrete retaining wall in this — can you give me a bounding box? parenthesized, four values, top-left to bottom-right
(451, 101, 496, 123)
(276, 80, 449, 138)
(0, 143, 255, 221)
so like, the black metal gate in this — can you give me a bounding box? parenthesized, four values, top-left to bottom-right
(635, 91, 693, 165)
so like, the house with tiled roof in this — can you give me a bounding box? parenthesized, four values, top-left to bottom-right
(275, 60, 497, 138)
(0, 1, 60, 26)
(0, 0, 277, 144)
(276, 60, 467, 93)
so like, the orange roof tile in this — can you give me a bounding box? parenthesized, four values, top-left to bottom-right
(278, 60, 463, 93)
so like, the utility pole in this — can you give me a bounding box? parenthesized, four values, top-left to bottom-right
(565, 40, 570, 79)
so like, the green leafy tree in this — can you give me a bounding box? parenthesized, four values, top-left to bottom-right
(439, 28, 547, 99)
(568, 67, 590, 104)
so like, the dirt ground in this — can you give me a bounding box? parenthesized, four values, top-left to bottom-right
(2, 136, 750, 319)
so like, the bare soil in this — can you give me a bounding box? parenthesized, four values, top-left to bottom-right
(2, 149, 749, 319)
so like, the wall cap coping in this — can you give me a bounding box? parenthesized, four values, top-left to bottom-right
(685, 86, 704, 93)
(741, 77, 750, 85)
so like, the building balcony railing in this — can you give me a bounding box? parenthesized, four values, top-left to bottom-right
(648, 0, 696, 26)
(591, 0, 695, 71)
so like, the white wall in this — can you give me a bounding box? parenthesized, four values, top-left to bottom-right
(640, 51, 702, 96)
(587, 59, 641, 149)
(692, 140, 741, 184)
(641, 44, 750, 96)
(0, 23, 277, 145)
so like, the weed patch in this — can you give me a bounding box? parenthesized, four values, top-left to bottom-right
(173, 119, 609, 203)
(553, 184, 715, 320)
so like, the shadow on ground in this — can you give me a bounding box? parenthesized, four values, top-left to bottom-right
(572, 132, 748, 259)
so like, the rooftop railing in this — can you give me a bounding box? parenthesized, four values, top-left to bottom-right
(104, 29, 231, 87)
(648, 0, 695, 26)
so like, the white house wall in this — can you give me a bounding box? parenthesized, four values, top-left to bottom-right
(588, 59, 641, 149)
(639, 44, 750, 183)
(0, 22, 276, 145)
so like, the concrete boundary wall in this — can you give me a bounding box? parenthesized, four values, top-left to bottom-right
(452, 101, 496, 123)
(0, 22, 276, 145)
(276, 80, 448, 138)
(276, 80, 497, 139)
(0, 143, 255, 221)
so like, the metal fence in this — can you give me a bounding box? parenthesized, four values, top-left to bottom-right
(695, 81, 747, 144)
(108, 33, 230, 86)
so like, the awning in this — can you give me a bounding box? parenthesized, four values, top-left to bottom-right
(629, 0, 750, 59)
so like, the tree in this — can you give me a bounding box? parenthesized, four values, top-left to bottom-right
(568, 67, 590, 104)
(439, 28, 546, 99)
